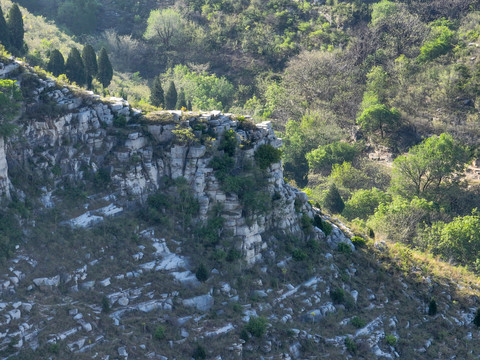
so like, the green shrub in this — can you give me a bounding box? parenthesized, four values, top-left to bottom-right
(351, 236, 366, 248)
(101, 296, 110, 313)
(292, 248, 308, 261)
(306, 141, 358, 173)
(385, 334, 397, 346)
(323, 183, 344, 214)
(345, 337, 356, 353)
(337, 242, 352, 254)
(245, 316, 268, 337)
(113, 114, 127, 127)
(473, 309, 480, 327)
(226, 248, 242, 262)
(351, 316, 366, 328)
(330, 287, 345, 304)
(154, 325, 166, 340)
(192, 344, 207, 359)
(195, 263, 209, 282)
(254, 144, 282, 170)
(428, 298, 437, 316)
(219, 129, 238, 157)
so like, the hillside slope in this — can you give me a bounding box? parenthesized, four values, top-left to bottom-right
(0, 53, 476, 360)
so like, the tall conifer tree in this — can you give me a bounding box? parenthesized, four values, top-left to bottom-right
(176, 88, 187, 110)
(6, 4, 23, 54)
(165, 81, 177, 110)
(0, 6, 10, 49)
(97, 47, 113, 88)
(65, 47, 86, 86)
(47, 49, 65, 77)
(150, 75, 164, 108)
(82, 44, 97, 89)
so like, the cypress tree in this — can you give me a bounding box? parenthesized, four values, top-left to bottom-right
(187, 99, 192, 111)
(474, 309, 480, 327)
(82, 44, 97, 89)
(6, 4, 23, 54)
(0, 6, 10, 49)
(164, 81, 177, 110)
(65, 47, 86, 86)
(176, 88, 187, 110)
(47, 49, 65, 77)
(428, 298, 437, 316)
(323, 183, 345, 214)
(150, 75, 164, 108)
(97, 47, 113, 88)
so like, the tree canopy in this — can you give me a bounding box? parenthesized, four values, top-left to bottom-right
(390, 133, 469, 198)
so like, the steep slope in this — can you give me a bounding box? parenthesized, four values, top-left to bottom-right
(0, 60, 479, 360)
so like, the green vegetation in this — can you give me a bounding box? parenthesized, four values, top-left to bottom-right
(0, 79, 21, 137)
(254, 144, 282, 170)
(164, 80, 177, 110)
(65, 47, 86, 86)
(97, 47, 113, 88)
(245, 316, 268, 338)
(150, 75, 164, 108)
(6, 4, 24, 55)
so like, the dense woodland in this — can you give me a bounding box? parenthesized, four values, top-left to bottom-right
(2, 0, 480, 272)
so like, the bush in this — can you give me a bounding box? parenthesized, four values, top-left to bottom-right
(101, 296, 110, 313)
(428, 298, 437, 316)
(473, 309, 480, 327)
(337, 242, 352, 254)
(351, 236, 367, 248)
(245, 316, 268, 337)
(343, 188, 390, 220)
(385, 334, 397, 346)
(351, 316, 366, 328)
(330, 287, 345, 304)
(219, 129, 238, 157)
(345, 337, 356, 354)
(306, 141, 358, 173)
(292, 248, 308, 261)
(195, 263, 209, 282)
(323, 183, 344, 214)
(154, 325, 166, 340)
(192, 344, 206, 359)
(254, 144, 282, 170)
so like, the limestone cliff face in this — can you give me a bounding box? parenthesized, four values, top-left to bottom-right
(3, 66, 313, 263)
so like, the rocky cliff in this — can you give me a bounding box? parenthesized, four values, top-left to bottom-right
(1, 61, 319, 265)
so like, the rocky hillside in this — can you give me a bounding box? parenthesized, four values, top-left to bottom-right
(0, 60, 479, 360)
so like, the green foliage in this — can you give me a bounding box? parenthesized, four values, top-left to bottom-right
(323, 183, 344, 214)
(150, 76, 164, 108)
(195, 263, 209, 282)
(357, 104, 400, 139)
(368, 196, 436, 245)
(0, 209, 22, 262)
(218, 130, 238, 157)
(0, 79, 21, 137)
(422, 210, 480, 266)
(172, 126, 197, 145)
(97, 47, 113, 88)
(428, 298, 437, 316)
(385, 334, 397, 346)
(282, 112, 345, 186)
(0, 5, 10, 49)
(113, 115, 127, 128)
(7, 4, 23, 54)
(163, 65, 235, 111)
(351, 316, 366, 328)
(343, 188, 391, 220)
(165, 81, 177, 110)
(82, 44, 97, 89)
(47, 49, 65, 77)
(101, 296, 110, 313)
(144, 8, 184, 48)
(390, 133, 469, 199)
(192, 344, 207, 360)
(306, 141, 357, 174)
(176, 88, 187, 109)
(329, 162, 369, 192)
(254, 144, 282, 170)
(351, 236, 367, 248)
(65, 47, 86, 86)
(345, 337, 357, 353)
(473, 309, 480, 327)
(154, 325, 166, 340)
(337, 242, 352, 254)
(57, 0, 100, 35)
(245, 316, 268, 337)
(292, 248, 308, 261)
(330, 287, 345, 304)
(418, 25, 455, 63)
